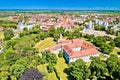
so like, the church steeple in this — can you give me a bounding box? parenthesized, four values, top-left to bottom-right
(58, 33, 62, 42)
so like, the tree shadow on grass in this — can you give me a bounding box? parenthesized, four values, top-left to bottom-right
(63, 68, 73, 80)
(117, 52, 120, 55)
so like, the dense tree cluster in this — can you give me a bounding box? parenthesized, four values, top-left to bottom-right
(94, 25, 115, 35)
(10, 64, 25, 78)
(4, 35, 38, 57)
(84, 34, 94, 42)
(4, 28, 14, 40)
(93, 36, 115, 54)
(69, 59, 91, 80)
(40, 50, 57, 73)
(83, 35, 116, 54)
(0, 20, 18, 29)
(94, 25, 105, 31)
(68, 54, 120, 80)
(114, 35, 120, 48)
(48, 27, 82, 41)
(0, 51, 45, 80)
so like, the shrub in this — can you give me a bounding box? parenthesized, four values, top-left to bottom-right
(58, 51, 63, 58)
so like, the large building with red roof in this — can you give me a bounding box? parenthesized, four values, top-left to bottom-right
(48, 39, 99, 63)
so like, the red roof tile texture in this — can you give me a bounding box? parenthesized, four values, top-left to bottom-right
(63, 39, 99, 58)
(48, 39, 99, 58)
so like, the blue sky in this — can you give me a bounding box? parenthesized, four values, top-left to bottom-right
(0, 0, 120, 10)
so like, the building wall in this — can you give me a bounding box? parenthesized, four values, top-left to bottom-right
(63, 50, 70, 63)
(51, 48, 61, 55)
(69, 53, 99, 63)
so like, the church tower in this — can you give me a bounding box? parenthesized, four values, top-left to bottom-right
(58, 33, 62, 42)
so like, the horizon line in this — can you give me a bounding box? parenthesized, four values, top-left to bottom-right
(0, 7, 120, 11)
(0, 8, 120, 11)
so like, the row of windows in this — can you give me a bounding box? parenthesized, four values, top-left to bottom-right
(70, 53, 99, 62)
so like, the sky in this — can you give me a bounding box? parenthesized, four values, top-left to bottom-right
(0, 0, 120, 10)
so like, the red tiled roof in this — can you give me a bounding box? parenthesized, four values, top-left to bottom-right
(48, 38, 99, 58)
(63, 39, 99, 58)
(68, 48, 98, 58)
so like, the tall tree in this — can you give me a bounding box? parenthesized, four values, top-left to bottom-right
(93, 36, 106, 47)
(90, 57, 109, 79)
(10, 64, 25, 79)
(69, 59, 91, 80)
(4, 28, 14, 40)
(106, 54, 120, 79)
(114, 36, 120, 48)
(19, 68, 43, 80)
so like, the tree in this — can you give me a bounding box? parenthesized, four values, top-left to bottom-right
(93, 36, 106, 47)
(23, 27, 28, 31)
(4, 28, 14, 40)
(90, 57, 109, 79)
(31, 54, 41, 65)
(0, 20, 18, 29)
(40, 51, 57, 65)
(10, 75, 17, 80)
(47, 63, 54, 73)
(68, 32, 74, 40)
(46, 53, 57, 65)
(56, 27, 65, 34)
(39, 32, 45, 40)
(58, 51, 63, 58)
(53, 33, 59, 41)
(104, 36, 112, 41)
(5, 50, 20, 64)
(73, 29, 82, 38)
(106, 29, 114, 35)
(10, 64, 25, 79)
(100, 43, 113, 54)
(0, 65, 10, 80)
(109, 41, 115, 49)
(94, 25, 105, 31)
(19, 32, 24, 37)
(48, 27, 55, 37)
(4, 47, 15, 60)
(112, 62, 120, 79)
(19, 68, 43, 80)
(106, 54, 120, 79)
(84, 34, 93, 42)
(5, 39, 19, 49)
(22, 47, 36, 56)
(114, 36, 120, 48)
(69, 59, 91, 80)
(15, 57, 29, 68)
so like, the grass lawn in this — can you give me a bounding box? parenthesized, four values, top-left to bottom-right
(110, 47, 120, 55)
(37, 57, 68, 80)
(86, 62, 91, 67)
(55, 57, 68, 80)
(35, 37, 56, 52)
(0, 32, 4, 39)
(37, 64, 58, 80)
(80, 37, 93, 45)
